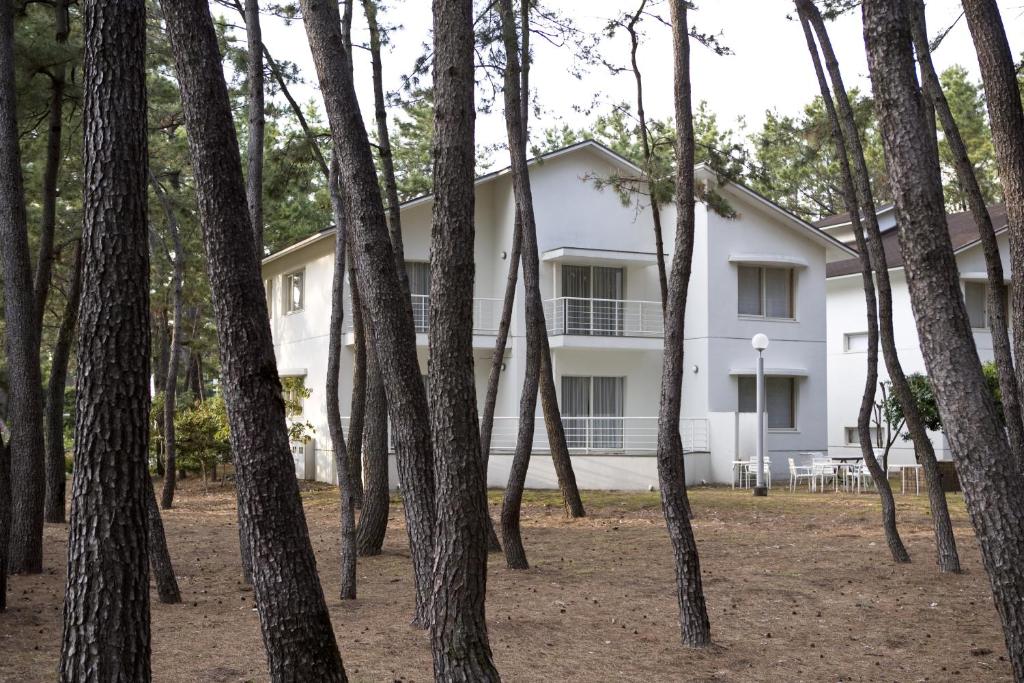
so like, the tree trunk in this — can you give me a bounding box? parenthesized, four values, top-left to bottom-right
(60, 2, 152, 676)
(961, 0, 1024, 465)
(656, 0, 711, 648)
(244, 0, 265, 257)
(151, 171, 186, 511)
(479, 215, 522, 554)
(144, 474, 181, 604)
(427, 1, 500, 677)
(795, 0, 910, 563)
(346, 253, 366, 509)
(805, 1, 960, 573)
(327, 153, 357, 600)
(301, 0, 436, 629)
(33, 64, 66, 336)
(356, 326, 389, 556)
(0, 0, 46, 576)
(162, 1, 347, 678)
(44, 243, 83, 524)
(626, 0, 669, 310)
(862, 2, 1024, 677)
(0, 432, 9, 612)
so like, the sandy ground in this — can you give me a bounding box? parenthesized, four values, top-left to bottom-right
(0, 478, 1013, 682)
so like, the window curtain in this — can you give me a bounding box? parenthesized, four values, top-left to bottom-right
(737, 266, 762, 315)
(592, 376, 624, 448)
(965, 281, 987, 328)
(764, 268, 792, 318)
(562, 265, 592, 334)
(592, 267, 625, 336)
(738, 376, 795, 429)
(561, 376, 590, 447)
(406, 261, 431, 331)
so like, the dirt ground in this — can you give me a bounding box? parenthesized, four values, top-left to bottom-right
(0, 478, 1013, 682)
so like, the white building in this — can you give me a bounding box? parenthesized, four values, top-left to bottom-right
(823, 203, 1010, 464)
(261, 141, 854, 489)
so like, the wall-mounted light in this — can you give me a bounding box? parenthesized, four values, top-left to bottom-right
(501, 362, 507, 371)
(692, 365, 699, 374)
(500, 251, 508, 260)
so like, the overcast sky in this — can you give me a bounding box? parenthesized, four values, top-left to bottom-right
(242, 0, 1024, 166)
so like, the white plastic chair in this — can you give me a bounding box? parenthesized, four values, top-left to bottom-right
(788, 457, 814, 492)
(743, 457, 772, 489)
(811, 456, 838, 492)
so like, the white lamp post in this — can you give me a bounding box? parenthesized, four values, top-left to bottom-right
(751, 333, 770, 497)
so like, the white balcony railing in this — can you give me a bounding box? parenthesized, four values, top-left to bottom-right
(487, 416, 708, 454)
(345, 293, 502, 335)
(544, 297, 664, 338)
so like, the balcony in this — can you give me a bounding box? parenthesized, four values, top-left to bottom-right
(344, 293, 502, 339)
(486, 416, 709, 454)
(544, 297, 664, 338)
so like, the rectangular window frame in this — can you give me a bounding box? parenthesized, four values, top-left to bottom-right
(844, 331, 869, 353)
(284, 269, 305, 315)
(737, 265, 796, 321)
(265, 277, 275, 318)
(845, 426, 881, 447)
(737, 375, 798, 431)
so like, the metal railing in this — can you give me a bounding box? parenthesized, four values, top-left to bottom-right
(344, 293, 502, 335)
(544, 297, 664, 338)
(487, 416, 709, 454)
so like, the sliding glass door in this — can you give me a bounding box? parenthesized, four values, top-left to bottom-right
(561, 376, 625, 449)
(561, 265, 624, 335)
(406, 261, 430, 332)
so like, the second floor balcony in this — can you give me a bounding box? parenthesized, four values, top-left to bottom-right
(344, 292, 502, 340)
(544, 297, 664, 338)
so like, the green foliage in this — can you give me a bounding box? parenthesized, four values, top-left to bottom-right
(935, 65, 999, 210)
(281, 376, 315, 442)
(883, 363, 1003, 438)
(174, 396, 232, 477)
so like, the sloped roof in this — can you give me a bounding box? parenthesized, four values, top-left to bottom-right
(825, 204, 1009, 278)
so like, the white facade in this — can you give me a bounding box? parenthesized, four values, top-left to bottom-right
(262, 141, 853, 489)
(824, 206, 1008, 464)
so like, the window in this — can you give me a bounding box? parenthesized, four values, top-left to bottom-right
(965, 281, 992, 329)
(561, 264, 625, 335)
(845, 426, 881, 447)
(406, 261, 431, 332)
(284, 270, 304, 313)
(844, 332, 869, 352)
(738, 376, 796, 429)
(737, 265, 794, 319)
(265, 278, 274, 317)
(561, 376, 625, 448)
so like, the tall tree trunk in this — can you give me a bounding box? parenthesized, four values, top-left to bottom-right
(795, 0, 910, 563)
(301, 0, 436, 628)
(362, 0, 410, 302)
(862, 1, 1024, 676)
(656, 0, 711, 648)
(60, 1, 152, 676)
(144, 474, 181, 604)
(33, 65, 66, 336)
(44, 243, 83, 524)
(0, 0, 46, 576)
(162, 0, 347, 677)
(909, 0, 1024, 461)
(327, 153, 357, 600)
(626, 0, 668, 309)
(805, 1, 960, 573)
(427, 1, 499, 677)
(244, 0, 265, 256)
(356, 325, 389, 556)
(961, 0, 1024, 457)
(0, 432, 9, 611)
(151, 172, 186, 511)
(346, 253, 366, 508)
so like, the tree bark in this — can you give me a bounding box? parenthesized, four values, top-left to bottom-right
(795, 0, 910, 564)
(144, 474, 181, 604)
(60, 1, 152, 676)
(961, 0, 1024, 464)
(44, 243, 83, 524)
(0, 0, 46, 576)
(0, 432, 9, 612)
(301, 0, 436, 628)
(656, 0, 711, 648)
(151, 172, 186, 511)
(244, 0, 265, 256)
(805, 1, 960, 573)
(327, 153, 357, 600)
(162, 0, 347, 677)
(356, 323, 389, 557)
(33, 65, 66, 336)
(909, 0, 1024, 461)
(346, 253, 366, 509)
(862, 2, 1024, 677)
(427, 1, 500, 678)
